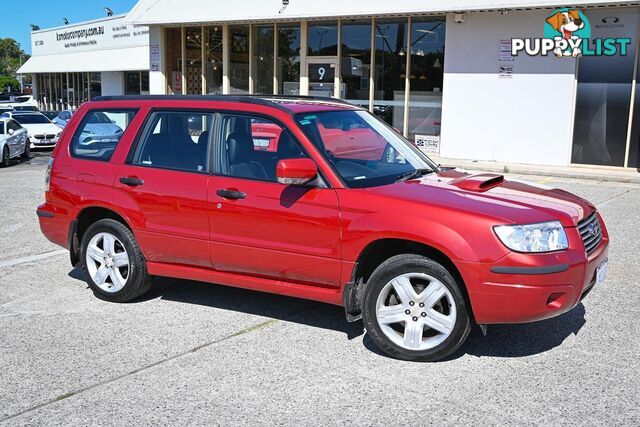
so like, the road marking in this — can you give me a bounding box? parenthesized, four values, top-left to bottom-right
(538, 176, 554, 184)
(0, 250, 67, 269)
(0, 319, 279, 422)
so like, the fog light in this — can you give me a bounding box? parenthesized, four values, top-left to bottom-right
(546, 292, 566, 310)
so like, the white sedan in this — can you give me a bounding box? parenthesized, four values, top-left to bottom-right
(0, 117, 29, 167)
(0, 112, 61, 149)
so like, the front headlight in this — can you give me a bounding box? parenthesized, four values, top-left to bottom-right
(494, 221, 568, 253)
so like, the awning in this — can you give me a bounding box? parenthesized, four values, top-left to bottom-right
(18, 46, 150, 74)
(126, 0, 633, 25)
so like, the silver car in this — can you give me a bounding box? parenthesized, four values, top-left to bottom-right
(0, 117, 29, 167)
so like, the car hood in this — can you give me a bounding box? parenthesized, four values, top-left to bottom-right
(367, 168, 594, 227)
(84, 123, 122, 135)
(22, 123, 60, 135)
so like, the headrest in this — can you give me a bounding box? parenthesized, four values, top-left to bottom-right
(226, 132, 254, 163)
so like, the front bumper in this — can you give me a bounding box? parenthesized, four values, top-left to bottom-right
(29, 136, 58, 149)
(459, 216, 610, 324)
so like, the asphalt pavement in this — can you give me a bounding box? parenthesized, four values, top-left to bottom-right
(1, 152, 639, 425)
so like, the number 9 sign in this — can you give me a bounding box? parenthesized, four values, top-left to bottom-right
(318, 67, 325, 80)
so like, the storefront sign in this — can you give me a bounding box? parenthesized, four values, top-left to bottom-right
(415, 135, 440, 154)
(511, 8, 632, 58)
(31, 15, 149, 56)
(150, 44, 161, 71)
(499, 40, 514, 61)
(499, 65, 513, 78)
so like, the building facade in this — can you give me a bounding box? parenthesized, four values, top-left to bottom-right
(19, 1, 640, 170)
(19, 14, 150, 111)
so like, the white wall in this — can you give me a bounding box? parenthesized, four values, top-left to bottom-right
(101, 71, 125, 96)
(148, 26, 166, 95)
(440, 10, 578, 166)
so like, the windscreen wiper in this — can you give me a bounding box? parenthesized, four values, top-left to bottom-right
(395, 168, 434, 182)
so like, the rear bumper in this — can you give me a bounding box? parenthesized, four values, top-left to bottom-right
(459, 221, 609, 324)
(36, 202, 71, 249)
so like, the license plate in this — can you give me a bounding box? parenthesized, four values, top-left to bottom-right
(37, 139, 51, 145)
(596, 258, 608, 286)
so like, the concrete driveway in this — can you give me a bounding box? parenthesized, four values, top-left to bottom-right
(1, 153, 639, 425)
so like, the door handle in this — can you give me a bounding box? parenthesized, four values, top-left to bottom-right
(119, 176, 144, 187)
(216, 189, 246, 200)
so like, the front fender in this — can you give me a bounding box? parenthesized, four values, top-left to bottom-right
(341, 213, 492, 263)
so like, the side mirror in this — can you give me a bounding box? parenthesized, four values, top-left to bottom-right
(276, 158, 318, 186)
(8, 128, 14, 135)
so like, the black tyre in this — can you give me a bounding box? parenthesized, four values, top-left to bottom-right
(21, 142, 30, 160)
(80, 218, 152, 302)
(1, 146, 9, 167)
(362, 254, 471, 362)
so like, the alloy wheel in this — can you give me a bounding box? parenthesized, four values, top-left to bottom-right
(375, 272, 457, 351)
(85, 232, 130, 293)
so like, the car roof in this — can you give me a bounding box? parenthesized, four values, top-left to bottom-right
(92, 95, 364, 115)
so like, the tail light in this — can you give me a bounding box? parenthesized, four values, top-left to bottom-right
(45, 157, 54, 192)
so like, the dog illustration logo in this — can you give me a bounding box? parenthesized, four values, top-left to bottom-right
(544, 9, 590, 57)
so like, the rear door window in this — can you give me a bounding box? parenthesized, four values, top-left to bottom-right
(71, 110, 138, 161)
(132, 110, 214, 173)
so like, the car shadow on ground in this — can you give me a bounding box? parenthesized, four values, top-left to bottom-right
(69, 269, 587, 359)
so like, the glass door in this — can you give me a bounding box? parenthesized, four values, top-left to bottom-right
(306, 57, 338, 97)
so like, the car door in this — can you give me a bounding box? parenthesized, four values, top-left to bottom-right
(209, 113, 342, 287)
(6, 120, 22, 156)
(115, 109, 213, 267)
(11, 120, 28, 154)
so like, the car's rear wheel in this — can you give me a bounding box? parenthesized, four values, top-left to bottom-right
(1, 146, 9, 168)
(80, 218, 152, 302)
(362, 254, 471, 362)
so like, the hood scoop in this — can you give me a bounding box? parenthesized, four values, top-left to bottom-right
(449, 173, 505, 192)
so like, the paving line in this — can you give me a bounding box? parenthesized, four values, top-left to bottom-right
(0, 319, 279, 423)
(0, 250, 67, 269)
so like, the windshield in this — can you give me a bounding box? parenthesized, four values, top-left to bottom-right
(295, 110, 436, 188)
(13, 106, 38, 111)
(13, 114, 51, 124)
(87, 112, 114, 124)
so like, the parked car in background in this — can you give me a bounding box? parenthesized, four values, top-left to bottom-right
(37, 95, 609, 362)
(0, 107, 15, 116)
(13, 105, 40, 112)
(0, 117, 29, 167)
(0, 95, 39, 110)
(42, 111, 62, 122)
(52, 110, 74, 128)
(0, 111, 61, 149)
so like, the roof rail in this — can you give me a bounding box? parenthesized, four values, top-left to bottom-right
(91, 94, 356, 112)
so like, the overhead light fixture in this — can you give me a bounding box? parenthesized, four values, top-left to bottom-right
(30, 24, 40, 31)
(416, 49, 425, 56)
(63, 17, 69, 25)
(104, 7, 114, 16)
(433, 58, 442, 68)
(417, 29, 435, 34)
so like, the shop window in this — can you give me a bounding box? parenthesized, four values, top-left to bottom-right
(89, 73, 101, 101)
(373, 19, 408, 130)
(407, 18, 446, 144)
(572, 8, 638, 167)
(278, 24, 300, 95)
(205, 26, 223, 94)
(165, 28, 182, 94)
(341, 20, 371, 107)
(308, 22, 338, 56)
(230, 25, 250, 94)
(185, 27, 203, 95)
(253, 25, 275, 94)
(125, 72, 141, 95)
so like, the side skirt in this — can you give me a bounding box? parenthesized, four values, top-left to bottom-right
(146, 262, 343, 306)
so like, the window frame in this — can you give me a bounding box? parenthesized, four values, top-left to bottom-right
(128, 108, 216, 175)
(213, 111, 328, 187)
(69, 108, 139, 162)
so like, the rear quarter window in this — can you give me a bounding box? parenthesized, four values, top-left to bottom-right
(70, 110, 138, 161)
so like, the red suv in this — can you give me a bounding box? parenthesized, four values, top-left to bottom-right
(37, 95, 609, 361)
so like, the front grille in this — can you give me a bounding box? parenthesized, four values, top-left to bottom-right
(34, 134, 55, 140)
(577, 212, 602, 255)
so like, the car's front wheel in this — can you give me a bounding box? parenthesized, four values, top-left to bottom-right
(362, 254, 471, 361)
(21, 141, 30, 160)
(1, 146, 9, 168)
(80, 218, 152, 302)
